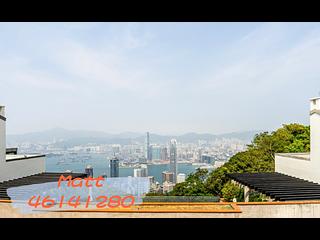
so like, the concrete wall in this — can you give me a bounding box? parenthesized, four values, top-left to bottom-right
(275, 154, 319, 182)
(236, 202, 320, 218)
(0, 156, 46, 182)
(2, 202, 320, 218)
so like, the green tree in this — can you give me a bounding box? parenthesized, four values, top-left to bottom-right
(169, 168, 213, 196)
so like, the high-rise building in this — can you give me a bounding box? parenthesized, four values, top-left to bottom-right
(134, 168, 143, 177)
(169, 139, 177, 183)
(85, 165, 93, 177)
(109, 156, 119, 178)
(112, 144, 121, 154)
(160, 147, 168, 160)
(177, 173, 186, 183)
(197, 148, 202, 162)
(145, 132, 152, 161)
(133, 164, 148, 177)
(162, 171, 174, 184)
(148, 176, 160, 193)
(151, 145, 161, 160)
(201, 154, 215, 164)
(148, 176, 155, 185)
(141, 164, 148, 176)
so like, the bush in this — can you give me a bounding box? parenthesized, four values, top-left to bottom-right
(249, 191, 267, 202)
(221, 182, 243, 202)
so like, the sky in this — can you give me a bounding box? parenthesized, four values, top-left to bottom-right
(1, 22, 320, 135)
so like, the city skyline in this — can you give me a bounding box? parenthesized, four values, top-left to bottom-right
(1, 22, 320, 135)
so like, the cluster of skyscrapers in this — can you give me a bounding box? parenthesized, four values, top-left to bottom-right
(145, 132, 184, 193)
(84, 132, 184, 194)
(145, 132, 168, 161)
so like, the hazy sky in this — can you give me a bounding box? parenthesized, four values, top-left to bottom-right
(1, 22, 320, 135)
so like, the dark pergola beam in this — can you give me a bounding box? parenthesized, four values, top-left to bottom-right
(227, 172, 320, 201)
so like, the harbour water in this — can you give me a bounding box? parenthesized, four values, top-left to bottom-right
(46, 153, 200, 183)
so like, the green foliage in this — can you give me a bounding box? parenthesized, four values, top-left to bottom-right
(249, 191, 267, 202)
(169, 168, 213, 196)
(168, 123, 310, 199)
(205, 123, 310, 196)
(221, 182, 243, 202)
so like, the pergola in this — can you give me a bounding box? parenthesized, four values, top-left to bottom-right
(227, 172, 320, 201)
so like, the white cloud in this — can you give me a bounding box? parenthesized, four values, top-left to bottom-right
(201, 23, 320, 95)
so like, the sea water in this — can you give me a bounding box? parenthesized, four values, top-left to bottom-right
(46, 153, 200, 183)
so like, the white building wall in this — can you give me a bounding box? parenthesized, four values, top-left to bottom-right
(275, 154, 317, 182)
(310, 97, 320, 177)
(0, 156, 46, 182)
(177, 173, 186, 183)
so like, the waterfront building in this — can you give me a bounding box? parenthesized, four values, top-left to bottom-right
(160, 147, 168, 160)
(151, 145, 161, 160)
(85, 165, 93, 177)
(169, 139, 178, 183)
(141, 164, 148, 176)
(148, 176, 155, 185)
(162, 171, 174, 184)
(201, 154, 215, 164)
(133, 168, 142, 177)
(110, 156, 119, 177)
(177, 173, 186, 183)
(134, 164, 148, 177)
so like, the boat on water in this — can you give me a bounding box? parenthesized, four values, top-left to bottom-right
(56, 159, 65, 165)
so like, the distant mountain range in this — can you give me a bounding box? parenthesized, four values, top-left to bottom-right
(7, 128, 261, 147)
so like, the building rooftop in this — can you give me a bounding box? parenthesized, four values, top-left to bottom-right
(310, 97, 320, 101)
(5, 154, 46, 162)
(275, 152, 310, 161)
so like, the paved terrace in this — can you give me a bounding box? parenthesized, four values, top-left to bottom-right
(2, 201, 320, 217)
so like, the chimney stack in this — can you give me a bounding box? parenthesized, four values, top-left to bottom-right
(0, 106, 5, 164)
(310, 97, 320, 165)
